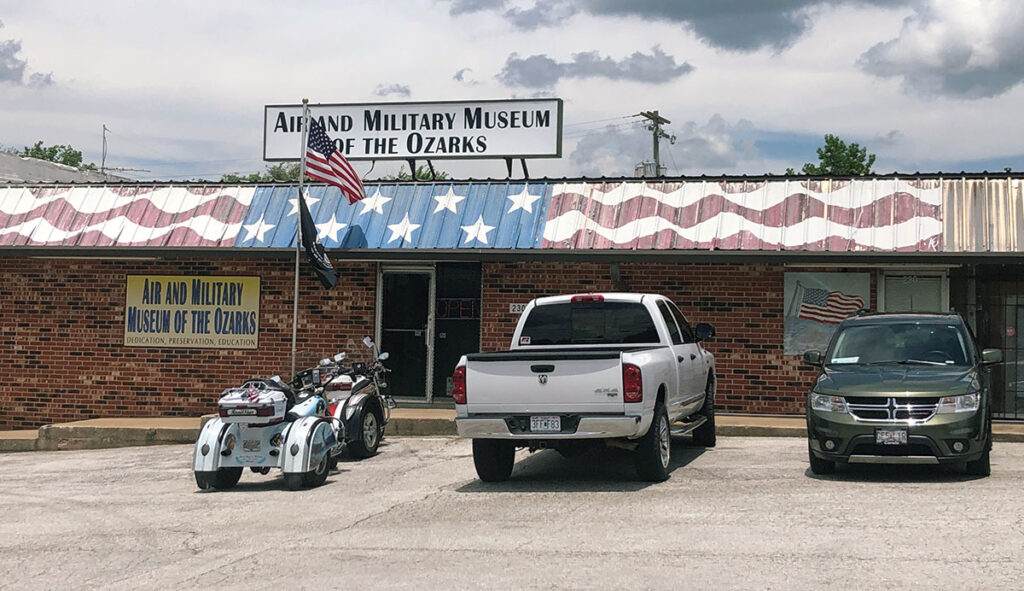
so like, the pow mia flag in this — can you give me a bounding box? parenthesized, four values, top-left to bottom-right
(298, 188, 338, 289)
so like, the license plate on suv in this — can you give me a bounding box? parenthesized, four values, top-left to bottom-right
(530, 416, 561, 433)
(876, 428, 908, 445)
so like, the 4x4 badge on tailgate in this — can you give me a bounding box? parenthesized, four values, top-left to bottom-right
(538, 374, 548, 384)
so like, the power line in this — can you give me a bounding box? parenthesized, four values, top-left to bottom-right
(564, 114, 638, 128)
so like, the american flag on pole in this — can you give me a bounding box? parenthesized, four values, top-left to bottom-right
(305, 118, 366, 204)
(797, 287, 864, 324)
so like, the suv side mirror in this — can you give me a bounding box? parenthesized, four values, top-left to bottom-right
(694, 322, 715, 342)
(803, 350, 824, 367)
(981, 348, 1003, 365)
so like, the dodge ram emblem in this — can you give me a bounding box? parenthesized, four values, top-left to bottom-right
(538, 374, 548, 384)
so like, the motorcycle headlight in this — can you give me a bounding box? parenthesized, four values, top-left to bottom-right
(810, 392, 847, 413)
(937, 392, 980, 414)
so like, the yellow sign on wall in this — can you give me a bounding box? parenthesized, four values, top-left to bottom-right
(124, 275, 260, 349)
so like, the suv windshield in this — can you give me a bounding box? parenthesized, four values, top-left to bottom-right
(519, 302, 659, 345)
(827, 322, 971, 366)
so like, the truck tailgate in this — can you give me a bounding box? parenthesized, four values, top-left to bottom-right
(464, 351, 625, 414)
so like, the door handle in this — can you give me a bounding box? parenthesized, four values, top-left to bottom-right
(690, 354, 697, 360)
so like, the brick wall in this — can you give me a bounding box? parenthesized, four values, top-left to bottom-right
(1, 256, 876, 429)
(0, 257, 375, 429)
(480, 261, 876, 416)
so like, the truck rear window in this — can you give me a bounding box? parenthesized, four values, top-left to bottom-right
(519, 302, 659, 345)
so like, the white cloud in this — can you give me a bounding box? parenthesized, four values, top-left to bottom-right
(859, 0, 1024, 98)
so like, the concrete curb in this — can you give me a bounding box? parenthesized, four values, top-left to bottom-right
(3, 414, 1024, 452)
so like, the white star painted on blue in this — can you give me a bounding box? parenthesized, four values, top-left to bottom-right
(287, 192, 319, 217)
(386, 213, 420, 244)
(432, 186, 465, 214)
(240, 213, 275, 244)
(316, 214, 348, 243)
(460, 215, 495, 245)
(359, 189, 392, 216)
(506, 185, 542, 214)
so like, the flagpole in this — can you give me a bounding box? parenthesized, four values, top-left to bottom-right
(292, 98, 311, 377)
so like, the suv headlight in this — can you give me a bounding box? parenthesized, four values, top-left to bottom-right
(937, 392, 980, 414)
(810, 392, 847, 413)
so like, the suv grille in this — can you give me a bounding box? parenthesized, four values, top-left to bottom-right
(844, 396, 940, 422)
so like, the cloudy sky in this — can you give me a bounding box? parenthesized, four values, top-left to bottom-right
(2, 0, 1024, 181)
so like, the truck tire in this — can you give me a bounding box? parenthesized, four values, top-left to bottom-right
(635, 403, 671, 482)
(691, 377, 717, 448)
(472, 439, 515, 482)
(808, 445, 836, 475)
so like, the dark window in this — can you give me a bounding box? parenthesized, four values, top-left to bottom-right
(828, 322, 970, 366)
(657, 301, 683, 345)
(520, 302, 660, 345)
(667, 302, 695, 344)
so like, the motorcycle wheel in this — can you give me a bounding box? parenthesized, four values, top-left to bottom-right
(196, 467, 242, 491)
(283, 473, 304, 491)
(347, 407, 381, 459)
(302, 455, 330, 488)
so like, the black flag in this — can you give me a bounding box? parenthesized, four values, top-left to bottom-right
(298, 190, 338, 289)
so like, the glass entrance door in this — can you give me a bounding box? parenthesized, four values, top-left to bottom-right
(379, 269, 434, 400)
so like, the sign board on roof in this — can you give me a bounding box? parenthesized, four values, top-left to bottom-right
(264, 99, 562, 161)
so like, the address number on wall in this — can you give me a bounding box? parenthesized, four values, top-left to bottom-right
(509, 303, 527, 314)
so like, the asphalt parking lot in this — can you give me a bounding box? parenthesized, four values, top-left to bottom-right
(2, 436, 1023, 590)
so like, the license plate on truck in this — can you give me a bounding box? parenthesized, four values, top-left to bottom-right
(876, 428, 908, 445)
(530, 416, 561, 433)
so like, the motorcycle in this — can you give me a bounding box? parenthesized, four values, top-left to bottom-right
(323, 336, 396, 462)
(192, 357, 347, 492)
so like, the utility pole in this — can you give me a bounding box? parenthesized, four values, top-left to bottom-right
(102, 125, 109, 174)
(638, 110, 674, 175)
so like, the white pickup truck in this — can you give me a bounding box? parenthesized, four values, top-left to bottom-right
(452, 293, 717, 482)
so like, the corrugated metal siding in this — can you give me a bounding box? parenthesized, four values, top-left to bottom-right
(943, 178, 1024, 252)
(0, 177, 1021, 254)
(0, 185, 255, 247)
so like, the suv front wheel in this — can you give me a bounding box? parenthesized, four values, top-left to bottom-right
(808, 445, 836, 475)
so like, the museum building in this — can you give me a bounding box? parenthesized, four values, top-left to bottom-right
(1, 175, 1022, 429)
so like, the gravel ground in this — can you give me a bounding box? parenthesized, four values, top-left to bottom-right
(1, 436, 1023, 590)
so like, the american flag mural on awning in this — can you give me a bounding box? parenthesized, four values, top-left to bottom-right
(0, 177, 1019, 253)
(0, 185, 254, 247)
(540, 180, 943, 251)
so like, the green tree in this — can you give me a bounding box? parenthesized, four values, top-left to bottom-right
(786, 134, 876, 176)
(381, 164, 449, 181)
(21, 141, 96, 170)
(221, 162, 300, 183)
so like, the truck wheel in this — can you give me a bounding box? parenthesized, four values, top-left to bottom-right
(808, 445, 836, 475)
(348, 407, 381, 459)
(194, 471, 212, 490)
(635, 403, 671, 482)
(302, 455, 331, 487)
(692, 377, 717, 448)
(472, 439, 515, 482)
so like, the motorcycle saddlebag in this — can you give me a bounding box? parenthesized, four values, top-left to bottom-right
(218, 380, 288, 424)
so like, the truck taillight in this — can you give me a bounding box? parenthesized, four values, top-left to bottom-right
(452, 366, 467, 404)
(623, 363, 642, 403)
(571, 294, 604, 303)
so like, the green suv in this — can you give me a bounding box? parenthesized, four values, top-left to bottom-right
(804, 313, 1002, 476)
